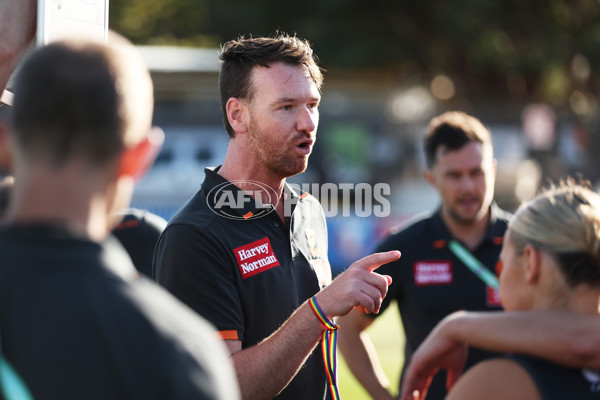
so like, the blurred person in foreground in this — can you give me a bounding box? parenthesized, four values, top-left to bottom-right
(0, 33, 239, 399)
(0, 1, 169, 282)
(402, 180, 600, 400)
(153, 33, 400, 400)
(338, 111, 510, 399)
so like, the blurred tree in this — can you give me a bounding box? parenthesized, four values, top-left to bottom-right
(109, 0, 600, 106)
(109, 0, 218, 46)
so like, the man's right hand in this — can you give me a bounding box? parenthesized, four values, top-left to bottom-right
(315, 250, 400, 319)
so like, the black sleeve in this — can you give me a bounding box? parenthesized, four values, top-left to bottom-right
(111, 209, 167, 278)
(372, 232, 405, 317)
(114, 279, 241, 399)
(153, 223, 246, 340)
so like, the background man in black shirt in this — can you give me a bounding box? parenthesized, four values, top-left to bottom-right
(338, 111, 510, 400)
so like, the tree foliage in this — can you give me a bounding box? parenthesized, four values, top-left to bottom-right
(109, 0, 600, 107)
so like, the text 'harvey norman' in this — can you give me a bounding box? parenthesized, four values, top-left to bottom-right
(233, 237, 280, 279)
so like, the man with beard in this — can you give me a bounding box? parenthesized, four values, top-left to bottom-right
(338, 111, 511, 400)
(153, 34, 400, 400)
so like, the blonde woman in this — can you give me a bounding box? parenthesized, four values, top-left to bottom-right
(404, 181, 600, 400)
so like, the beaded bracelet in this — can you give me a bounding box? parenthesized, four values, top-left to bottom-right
(308, 296, 341, 400)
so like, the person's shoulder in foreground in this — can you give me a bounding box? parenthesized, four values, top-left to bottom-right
(0, 31, 239, 400)
(445, 336, 600, 400)
(0, 225, 238, 399)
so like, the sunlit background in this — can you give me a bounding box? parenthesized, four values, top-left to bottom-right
(110, 0, 600, 276)
(108, 1, 600, 397)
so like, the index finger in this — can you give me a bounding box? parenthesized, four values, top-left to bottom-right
(351, 250, 401, 272)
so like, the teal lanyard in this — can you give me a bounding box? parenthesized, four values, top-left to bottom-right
(0, 333, 34, 400)
(448, 240, 499, 290)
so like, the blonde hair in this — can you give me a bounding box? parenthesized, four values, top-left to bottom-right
(508, 179, 600, 287)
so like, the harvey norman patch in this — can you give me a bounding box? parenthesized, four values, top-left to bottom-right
(414, 261, 453, 286)
(234, 237, 280, 279)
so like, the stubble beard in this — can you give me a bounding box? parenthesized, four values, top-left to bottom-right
(447, 198, 489, 227)
(247, 120, 308, 179)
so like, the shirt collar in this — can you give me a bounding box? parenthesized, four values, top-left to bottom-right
(202, 166, 302, 220)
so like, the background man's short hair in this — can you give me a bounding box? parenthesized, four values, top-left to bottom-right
(423, 111, 493, 168)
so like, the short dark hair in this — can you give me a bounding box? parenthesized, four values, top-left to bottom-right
(12, 42, 122, 165)
(218, 33, 323, 138)
(423, 111, 493, 168)
(11, 35, 152, 167)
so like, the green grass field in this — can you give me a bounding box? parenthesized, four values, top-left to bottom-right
(338, 302, 405, 399)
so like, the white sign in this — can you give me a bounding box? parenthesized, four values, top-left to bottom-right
(521, 103, 556, 150)
(37, 0, 109, 45)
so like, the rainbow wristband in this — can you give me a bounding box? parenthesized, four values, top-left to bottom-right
(308, 296, 341, 400)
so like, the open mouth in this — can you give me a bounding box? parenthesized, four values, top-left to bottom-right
(297, 138, 313, 149)
(296, 139, 313, 155)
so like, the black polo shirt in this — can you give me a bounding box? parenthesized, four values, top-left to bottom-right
(0, 223, 239, 400)
(111, 208, 167, 278)
(374, 203, 510, 400)
(153, 167, 333, 400)
(507, 354, 600, 399)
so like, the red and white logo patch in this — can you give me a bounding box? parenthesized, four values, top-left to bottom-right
(414, 261, 453, 286)
(233, 237, 280, 279)
(487, 286, 502, 307)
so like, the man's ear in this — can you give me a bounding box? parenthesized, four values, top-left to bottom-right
(424, 169, 435, 188)
(523, 244, 541, 285)
(0, 121, 14, 174)
(226, 97, 249, 135)
(118, 127, 164, 181)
